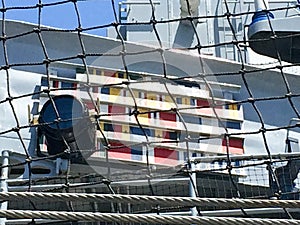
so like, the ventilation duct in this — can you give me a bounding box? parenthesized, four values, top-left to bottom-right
(180, 0, 200, 18)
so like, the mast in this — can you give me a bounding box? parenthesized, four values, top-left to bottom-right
(254, 0, 269, 11)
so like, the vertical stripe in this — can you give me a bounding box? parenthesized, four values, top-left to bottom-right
(53, 80, 59, 88)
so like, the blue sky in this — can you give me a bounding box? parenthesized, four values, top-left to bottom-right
(4, 0, 121, 36)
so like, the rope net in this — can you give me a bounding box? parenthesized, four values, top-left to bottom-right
(0, 0, 300, 224)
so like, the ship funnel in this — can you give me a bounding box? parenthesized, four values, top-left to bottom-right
(38, 95, 95, 162)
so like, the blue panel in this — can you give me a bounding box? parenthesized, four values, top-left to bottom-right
(130, 126, 143, 136)
(41, 77, 49, 86)
(61, 82, 73, 88)
(181, 115, 200, 124)
(118, 72, 125, 78)
(130, 126, 153, 136)
(234, 160, 240, 167)
(190, 98, 196, 106)
(131, 146, 143, 161)
(225, 121, 241, 129)
(104, 123, 114, 132)
(101, 87, 110, 94)
(169, 131, 178, 140)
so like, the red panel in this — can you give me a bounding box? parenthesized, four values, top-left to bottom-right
(104, 70, 115, 77)
(53, 80, 59, 88)
(113, 124, 122, 133)
(214, 100, 223, 109)
(159, 112, 176, 122)
(162, 131, 169, 139)
(222, 138, 244, 155)
(154, 147, 178, 165)
(85, 101, 95, 110)
(108, 105, 126, 114)
(197, 99, 210, 107)
(108, 142, 131, 160)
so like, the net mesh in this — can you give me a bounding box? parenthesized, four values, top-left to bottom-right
(0, 0, 300, 224)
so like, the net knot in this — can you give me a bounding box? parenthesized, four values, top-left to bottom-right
(43, 89, 50, 94)
(43, 59, 51, 65)
(12, 127, 20, 132)
(36, 3, 43, 8)
(77, 53, 86, 59)
(224, 12, 231, 18)
(247, 97, 255, 103)
(0, 35, 6, 41)
(259, 127, 267, 133)
(150, 19, 157, 25)
(76, 27, 83, 32)
(285, 92, 292, 98)
(111, 22, 118, 27)
(33, 27, 41, 33)
(5, 96, 13, 102)
(270, 35, 278, 40)
(1, 65, 10, 70)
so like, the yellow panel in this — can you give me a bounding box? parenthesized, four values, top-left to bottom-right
(109, 95, 118, 102)
(132, 90, 139, 98)
(165, 96, 172, 103)
(110, 88, 121, 96)
(145, 93, 156, 108)
(231, 104, 238, 110)
(138, 108, 149, 118)
(121, 124, 130, 141)
(137, 116, 149, 125)
(182, 97, 190, 105)
(147, 93, 157, 100)
(122, 124, 130, 133)
(155, 129, 163, 138)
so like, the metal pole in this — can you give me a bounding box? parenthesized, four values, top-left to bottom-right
(0, 150, 9, 225)
(254, 0, 269, 11)
(189, 162, 197, 216)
